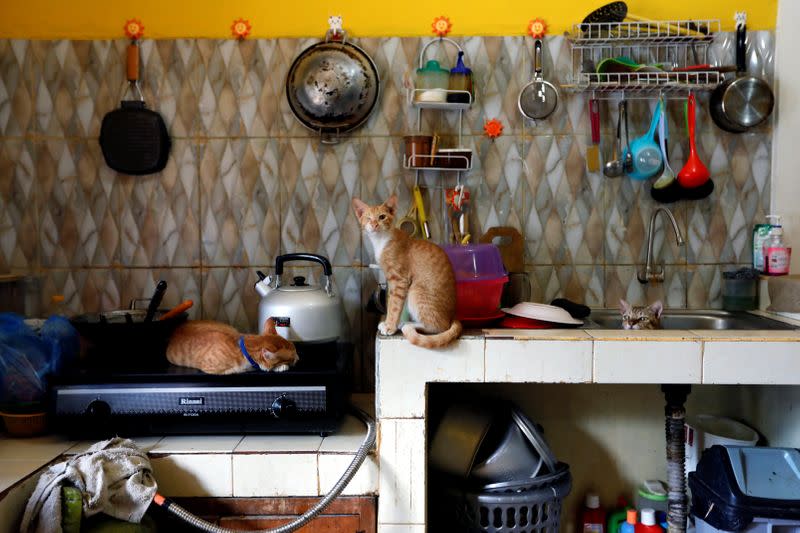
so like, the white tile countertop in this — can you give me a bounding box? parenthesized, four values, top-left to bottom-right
(374, 311, 800, 532)
(0, 394, 377, 529)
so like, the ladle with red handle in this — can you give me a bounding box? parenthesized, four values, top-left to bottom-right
(677, 93, 710, 188)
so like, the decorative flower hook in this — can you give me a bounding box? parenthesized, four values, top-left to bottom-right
(432, 16, 452, 38)
(231, 18, 252, 40)
(484, 118, 504, 139)
(124, 19, 144, 41)
(527, 18, 548, 39)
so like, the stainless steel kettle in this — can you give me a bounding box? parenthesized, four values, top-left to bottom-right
(254, 253, 343, 343)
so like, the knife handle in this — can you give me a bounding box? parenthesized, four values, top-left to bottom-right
(144, 280, 167, 322)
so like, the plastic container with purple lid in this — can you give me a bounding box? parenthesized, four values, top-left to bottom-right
(443, 244, 508, 320)
(443, 244, 506, 280)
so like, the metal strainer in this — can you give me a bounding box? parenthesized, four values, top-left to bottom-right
(518, 39, 559, 121)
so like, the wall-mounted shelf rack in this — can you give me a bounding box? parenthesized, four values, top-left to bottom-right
(403, 153, 472, 172)
(404, 37, 474, 244)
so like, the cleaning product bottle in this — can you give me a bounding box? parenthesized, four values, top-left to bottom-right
(621, 509, 637, 533)
(753, 215, 774, 272)
(635, 508, 664, 533)
(447, 51, 473, 103)
(607, 496, 631, 533)
(763, 215, 791, 276)
(581, 493, 606, 533)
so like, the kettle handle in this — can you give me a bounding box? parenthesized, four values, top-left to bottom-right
(275, 253, 334, 277)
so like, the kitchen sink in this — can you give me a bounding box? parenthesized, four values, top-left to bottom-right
(587, 309, 798, 330)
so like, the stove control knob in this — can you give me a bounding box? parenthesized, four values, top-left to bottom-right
(271, 395, 297, 419)
(86, 399, 111, 418)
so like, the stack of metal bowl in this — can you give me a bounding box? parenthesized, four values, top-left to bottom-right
(429, 402, 572, 532)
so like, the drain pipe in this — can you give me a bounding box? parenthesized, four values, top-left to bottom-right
(662, 384, 691, 533)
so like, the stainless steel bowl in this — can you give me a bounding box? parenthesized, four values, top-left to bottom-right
(469, 419, 543, 484)
(429, 403, 494, 479)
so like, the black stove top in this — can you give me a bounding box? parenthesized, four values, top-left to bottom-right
(49, 343, 353, 438)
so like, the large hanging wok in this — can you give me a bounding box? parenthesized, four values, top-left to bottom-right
(286, 30, 380, 143)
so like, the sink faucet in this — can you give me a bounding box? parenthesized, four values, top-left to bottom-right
(638, 207, 685, 284)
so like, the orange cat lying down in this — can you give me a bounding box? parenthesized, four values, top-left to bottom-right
(167, 319, 299, 374)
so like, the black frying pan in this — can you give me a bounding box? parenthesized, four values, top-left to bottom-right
(70, 309, 187, 366)
(100, 41, 171, 175)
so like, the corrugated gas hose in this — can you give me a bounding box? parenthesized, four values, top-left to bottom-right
(153, 406, 376, 533)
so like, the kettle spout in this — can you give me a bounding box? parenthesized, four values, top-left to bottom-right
(255, 276, 273, 298)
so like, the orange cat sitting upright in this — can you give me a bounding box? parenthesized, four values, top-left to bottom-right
(352, 195, 462, 349)
(167, 319, 299, 374)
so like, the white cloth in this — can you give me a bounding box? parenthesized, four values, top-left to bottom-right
(20, 437, 157, 533)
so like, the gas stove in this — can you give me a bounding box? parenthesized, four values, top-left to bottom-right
(49, 343, 352, 438)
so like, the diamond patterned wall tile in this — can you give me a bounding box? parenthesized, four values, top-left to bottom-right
(355, 37, 413, 137)
(469, 135, 528, 239)
(529, 265, 604, 307)
(358, 136, 404, 205)
(685, 135, 771, 264)
(465, 36, 525, 136)
(0, 40, 36, 136)
(0, 139, 37, 272)
(605, 178, 687, 266)
(686, 264, 752, 310)
(280, 137, 362, 265)
(524, 135, 604, 265)
(118, 140, 201, 267)
(38, 269, 121, 315)
(119, 268, 202, 318)
(200, 138, 280, 266)
(37, 140, 118, 268)
(201, 266, 261, 333)
(34, 40, 125, 138)
(605, 265, 687, 309)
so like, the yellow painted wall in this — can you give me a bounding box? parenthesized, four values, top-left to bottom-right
(1, 0, 777, 39)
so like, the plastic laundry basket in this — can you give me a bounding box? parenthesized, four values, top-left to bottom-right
(440, 464, 572, 533)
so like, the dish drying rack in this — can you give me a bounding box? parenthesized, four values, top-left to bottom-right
(564, 19, 722, 99)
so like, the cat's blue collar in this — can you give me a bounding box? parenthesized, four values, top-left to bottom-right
(238, 337, 262, 371)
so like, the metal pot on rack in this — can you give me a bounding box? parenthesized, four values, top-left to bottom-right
(709, 17, 774, 132)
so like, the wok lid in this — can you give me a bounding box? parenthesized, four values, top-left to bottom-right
(286, 31, 380, 139)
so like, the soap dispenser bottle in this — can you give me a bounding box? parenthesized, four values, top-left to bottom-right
(447, 51, 473, 104)
(763, 215, 791, 276)
(753, 215, 774, 272)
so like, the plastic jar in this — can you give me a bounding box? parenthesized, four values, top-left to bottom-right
(415, 60, 449, 103)
(722, 278, 758, 311)
(447, 51, 473, 104)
